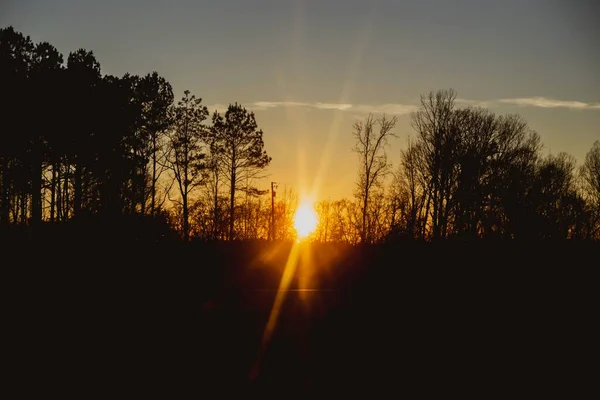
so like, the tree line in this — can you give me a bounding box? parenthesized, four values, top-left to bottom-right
(350, 89, 600, 242)
(1, 26, 598, 242)
(0, 26, 270, 241)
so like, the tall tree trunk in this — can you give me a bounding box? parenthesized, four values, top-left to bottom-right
(140, 171, 146, 215)
(137, 157, 147, 215)
(361, 186, 369, 244)
(182, 128, 189, 241)
(56, 166, 62, 222)
(243, 186, 248, 240)
(213, 169, 219, 240)
(390, 199, 397, 231)
(50, 163, 57, 222)
(0, 159, 8, 225)
(64, 164, 70, 221)
(74, 161, 82, 219)
(31, 149, 43, 225)
(422, 190, 431, 239)
(229, 167, 235, 241)
(11, 193, 18, 223)
(432, 178, 441, 241)
(182, 190, 189, 241)
(100, 167, 111, 217)
(151, 134, 157, 215)
(409, 185, 417, 238)
(20, 191, 27, 224)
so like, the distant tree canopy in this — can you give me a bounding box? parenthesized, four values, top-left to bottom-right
(1, 26, 598, 242)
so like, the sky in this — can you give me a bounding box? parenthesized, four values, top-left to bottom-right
(2, 0, 599, 201)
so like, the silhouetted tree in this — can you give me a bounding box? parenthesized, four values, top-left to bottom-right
(0, 27, 34, 225)
(315, 200, 332, 242)
(167, 90, 209, 241)
(352, 113, 397, 243)
(316, 198, 358, 244)
(531, 153, 580, 239)
(94, 74, 141, 216)
(133, 72, 174, 215)
(30, 42, 66, 223)
(447, 107, 496, 237)
(409, 89, 459, 240)
(401, 91, 546, 241)
(323, 199, 360, 244)
(191, 187, 229, 240)
(490, 115, 541, 239)
(203, 134, 226, 239)
(211, 103, 271, 240)
(237, 185, 270, 240)
(28, 41, 64, 224)
(366, 190, 392, 242)
(391, 137, 427, 239)
(580, 141, 600, 239)
(66, 49, 101, 219)
(273, 186, 298, 241)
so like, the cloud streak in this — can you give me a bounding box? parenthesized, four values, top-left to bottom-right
(497, 97, 600, 110)
(210, 101, 418, 115)
(208, 96, 600, 115)
(455, 98, 494, 108)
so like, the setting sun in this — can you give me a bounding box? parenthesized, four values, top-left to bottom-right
(294, 202, 319, 240)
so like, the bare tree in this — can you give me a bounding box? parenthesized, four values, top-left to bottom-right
(402, 91, 543, 240)
(488, 114, 541, 239)
(410, 89, 459, 240)
(534, 152, 580, 239)
(580, 141, 600, 239)
(237, 180, 269, 240)
(315, 200, 332, 242)
(274, 186, 298, 241)
(366, 191, 391, 243)
(393, 137, 429, 239)
(327, 199, 360, 244)
(352, 113, 397, 243)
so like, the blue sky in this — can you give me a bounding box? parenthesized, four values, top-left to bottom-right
(2, 0, 599, 199)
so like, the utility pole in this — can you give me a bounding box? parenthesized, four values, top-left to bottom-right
(271, 181, 277, 241)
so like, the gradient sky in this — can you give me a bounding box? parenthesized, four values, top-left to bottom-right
(2, 0, 599, 200)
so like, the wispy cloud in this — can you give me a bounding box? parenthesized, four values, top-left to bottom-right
(313, 102, 354, 111)
(209, 101, 417, 115)
(458, 96, 600, 110)
(250, 101, 309, 110)
(351, 103, 419, 115)
(248, 101, 355, 112)
(208, 96, 600, 115)
(456, 98, 494, 108)
(497, 97, 600, 110)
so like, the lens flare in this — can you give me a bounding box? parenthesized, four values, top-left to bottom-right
(293, 202, 318, 240)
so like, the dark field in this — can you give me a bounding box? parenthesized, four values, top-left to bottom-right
(4, 238, 598, 396)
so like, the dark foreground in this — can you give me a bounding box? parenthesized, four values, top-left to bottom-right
(4, 238, 598, 396)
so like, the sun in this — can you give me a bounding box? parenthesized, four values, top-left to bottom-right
(294, 201, 318, 240)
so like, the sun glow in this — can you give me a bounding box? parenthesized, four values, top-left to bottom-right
(293, 201, 318, 240)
